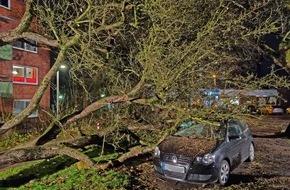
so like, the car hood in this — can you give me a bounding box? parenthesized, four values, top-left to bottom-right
(158, 136, 217, 157)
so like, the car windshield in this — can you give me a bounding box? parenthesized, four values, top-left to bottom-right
(174, 120, 226, 140)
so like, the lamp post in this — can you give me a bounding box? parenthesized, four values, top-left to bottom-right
(56, 65, 66, 117)
(213, 74, 217, 89)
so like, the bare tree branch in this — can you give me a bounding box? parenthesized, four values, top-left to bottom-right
(0, 0, 34, 44)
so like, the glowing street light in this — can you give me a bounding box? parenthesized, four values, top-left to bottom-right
(56, 64, 67, 116)
(213, 74, 217, 89)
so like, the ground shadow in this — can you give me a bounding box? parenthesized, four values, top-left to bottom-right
(253, 122, 290, 139)
(0, 155, 76, 188)
(226, 174, 256, 185)
(226, 173, 284, 186)
(253, 133, 284, 138)
(253, 133, 290, 139)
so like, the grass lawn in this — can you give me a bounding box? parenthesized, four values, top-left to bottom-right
(0, 149, 131, 190)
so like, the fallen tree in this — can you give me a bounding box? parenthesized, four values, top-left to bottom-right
(0, 146, 95, 170)
(1, 0, 290, 177)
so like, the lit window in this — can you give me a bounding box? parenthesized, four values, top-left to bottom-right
(12, 66, 25, 82)
(13, 100, 38, 118)
(12, 39, 37, 53)
(0, 0, 10, 8)
(13, 65, 38, 84)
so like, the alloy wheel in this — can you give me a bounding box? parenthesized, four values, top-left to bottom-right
(249, 143, 255, 161)
(219, 160, 230, 185)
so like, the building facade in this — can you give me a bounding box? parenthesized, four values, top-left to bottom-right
(0, 0, 51, 123)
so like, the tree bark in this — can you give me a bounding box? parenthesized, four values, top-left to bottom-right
(60, 134, 115, 150)
(0, 146, 95, 170)
(97, 131, 170, 170)
(0, 128, 146, 170)
(98, 145, 155, 170)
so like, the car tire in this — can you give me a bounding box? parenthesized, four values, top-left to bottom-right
(246, 142, 255, 162)
(218, 160, 230, 186)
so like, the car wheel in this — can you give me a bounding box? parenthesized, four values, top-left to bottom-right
(218, 160, 230, 186)
(246, 142, 255, 162)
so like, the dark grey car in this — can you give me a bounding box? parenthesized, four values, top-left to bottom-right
(153, 119, 254, 185)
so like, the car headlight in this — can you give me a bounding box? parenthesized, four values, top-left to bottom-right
(154, 146, 160, 157)
(202, 153, 215, 165)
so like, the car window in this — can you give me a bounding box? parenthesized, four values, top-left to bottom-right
(238, 120, 248, 132)
(174, 120, 226, 139)
(228, 122, 242, 136)
(179, 120, 195, 129)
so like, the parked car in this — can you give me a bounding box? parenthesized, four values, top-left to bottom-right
(271, 106, 284, 115)
(257, 105, 284, 115)
(286, 107, 290, 114)
(257, 105, 273, 115)
(153, 119, 254, 185)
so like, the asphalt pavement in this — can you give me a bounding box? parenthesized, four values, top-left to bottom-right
(249, 114, 290, 134)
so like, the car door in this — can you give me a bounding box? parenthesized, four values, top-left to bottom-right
(226, 121, 244, 169)
(238, 120, 252, 162)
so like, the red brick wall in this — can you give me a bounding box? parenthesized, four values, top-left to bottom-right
(12, 48, 51, 110)
(0, 60, 11, 80)
(0, 0, 51, 116)
(0, 0, 25, 32)
(0, 0, 25, 17)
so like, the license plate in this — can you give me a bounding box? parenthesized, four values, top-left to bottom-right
(161, 163, 185, 173)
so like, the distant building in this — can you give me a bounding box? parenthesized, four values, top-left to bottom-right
(0, 0, 51, 123)
(193, 88, 282, 110)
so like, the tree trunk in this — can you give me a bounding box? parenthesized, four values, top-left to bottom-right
(97, 131, 170, 170)
(98, 145, 155, 170)
(0, 146, 95, 170)
(60, 134, 115, 150)
(1, 129, 145, 170)
(24, 94, 137, 147)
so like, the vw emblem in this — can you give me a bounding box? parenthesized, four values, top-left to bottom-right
(172, 155, 178, 163)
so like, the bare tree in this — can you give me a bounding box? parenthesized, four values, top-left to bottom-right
(0, 0, 290, 169)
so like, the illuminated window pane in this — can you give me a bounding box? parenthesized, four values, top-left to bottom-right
(26, 67, 37, 83)
(13, 66, 25, 82)
(13, 65, 38, 84)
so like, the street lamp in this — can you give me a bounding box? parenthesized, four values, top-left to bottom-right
(56, 64, 66, 116)
(213, 74, 217, 89)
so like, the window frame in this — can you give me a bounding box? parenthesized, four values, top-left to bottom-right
(13, 65, 38, 85)
(0, 0, 10, 9)
(13, 99, 38, 118)
(12, 39, 38, 53)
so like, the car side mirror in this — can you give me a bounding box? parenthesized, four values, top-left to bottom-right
(229, 134, 241, 140)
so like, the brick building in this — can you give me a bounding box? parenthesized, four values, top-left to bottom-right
(0, 0, 51, 123)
